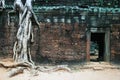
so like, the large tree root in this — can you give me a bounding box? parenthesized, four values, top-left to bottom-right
(3, 0, 71, 77)
(7, 67, 26, 77)
(0, 62, 31, 69)
(0, 62, 71, 77)
(36, 65, 71, 73)
(0, 62, 32, 77)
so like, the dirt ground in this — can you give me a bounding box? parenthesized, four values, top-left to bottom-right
(0, 58, 120, 80)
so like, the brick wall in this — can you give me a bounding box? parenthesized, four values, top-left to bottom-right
(2, 11, 120, 63)
(111, 24, 120, 62)
(0, 11, 11, 57)
(39, 22, 86, 62)
(0, 10, 86, 63)
(1, 11, 120, 63)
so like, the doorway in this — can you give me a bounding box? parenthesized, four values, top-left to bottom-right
(90, 33, 105, 61)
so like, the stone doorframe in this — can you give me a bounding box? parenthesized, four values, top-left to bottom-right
(86, 27, 110, 62)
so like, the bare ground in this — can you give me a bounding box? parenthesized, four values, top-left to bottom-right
(0, 58, 120, 80)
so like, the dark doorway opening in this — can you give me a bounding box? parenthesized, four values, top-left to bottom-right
(90, 33, 105, 62)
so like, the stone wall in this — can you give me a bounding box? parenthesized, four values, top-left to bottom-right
(39, 22, 86, 62)
(0, 11, 87, 62)
(111, 24, 120, 62)
(2, 10, 120, 63)
(1, 10, 120, 63)
(0, 11, 11, 57)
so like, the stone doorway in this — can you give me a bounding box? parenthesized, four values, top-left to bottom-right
(86, 28, 110, 62)
(90, 33, 105, 61)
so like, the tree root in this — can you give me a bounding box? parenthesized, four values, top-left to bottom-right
(36, 65, 71, 73)
(7, 67, 26, 77)
(5, 0, 40, 78)
(0, 62, 32, 77)
(0, 62, 31, 69)
(0, 62, 71, 77)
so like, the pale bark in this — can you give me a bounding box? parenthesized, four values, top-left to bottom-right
(5, 0, 72, 77)
(0, 62, 31, 69)
(12, 0, 39, 67)
(38, 66, 71, 72)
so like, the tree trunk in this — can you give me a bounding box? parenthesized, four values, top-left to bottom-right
(12, 0, 39, 68)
